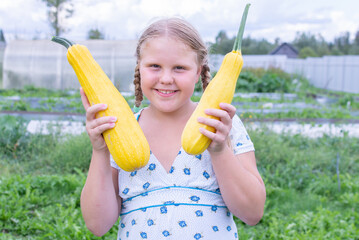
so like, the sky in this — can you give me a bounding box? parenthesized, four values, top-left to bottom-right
(0, 0, 358, 44)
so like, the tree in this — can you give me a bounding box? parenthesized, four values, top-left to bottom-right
(354, 30, 359, 46)
(210, 30, 234, 54)
(292, 32, 317, 50)
(87, 28, 105, 40)
(334, 32, 351, 54)
(0, 29, 5, 42)
(41, 0, 74, 36)
(299, 46, 318, 58)
(242, 36, 274, 55)
(210, 30, 274, 55)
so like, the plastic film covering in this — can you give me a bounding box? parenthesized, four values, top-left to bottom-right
(3, 40, 137, 92)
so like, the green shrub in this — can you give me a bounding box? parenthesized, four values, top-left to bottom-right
(0, 115, 29, 158)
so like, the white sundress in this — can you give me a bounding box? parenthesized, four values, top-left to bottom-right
(110, 109, 255, 240)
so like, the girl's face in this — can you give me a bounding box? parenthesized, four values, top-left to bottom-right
(139, 36, 201, 113)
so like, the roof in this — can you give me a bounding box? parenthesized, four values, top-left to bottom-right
(270, 42, 298, 58)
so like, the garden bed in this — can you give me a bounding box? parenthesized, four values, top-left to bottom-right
(0, 114, 358, 239)
(1, 69, 358, 239)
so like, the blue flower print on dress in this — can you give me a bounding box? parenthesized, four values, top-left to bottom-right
(131, 219, 136, 225)
(147, 219, 154, 226)
(235, 232, 238, 238)
(211, 205, 218, 212)
(160, 206, 167, 214)
(122, 188, 129, 195)
(236, 142, 243, 146)
(195, 154, 202, 160)
(148, 163, 156, 171)
(162, 230, 170, 237)
(194, 233, 203, 239)
(227, 226, 232, 231)
(246, 135, 250, 140)
(112, 111, 251, 239)
(190, 195, 200, 202)
(195, 210, 203, 217)
(140, 232, 147, 239)
(178, 220, 187, 227)
(120, 223, 125, 228)
(143, 182, 150, 190)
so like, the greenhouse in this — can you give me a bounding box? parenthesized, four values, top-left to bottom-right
(2, 39, 138, 92)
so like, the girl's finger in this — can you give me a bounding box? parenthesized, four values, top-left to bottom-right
(91, 122, 116, 136)
(219, 103, 237, 118)
(87, 116, 117, 130)
(204, 108, 231, 126)
(199, 126, 226, 143)
(80, 88, 91, 110)
(86, 103, 107, 121)
(198, 117, 225, 133)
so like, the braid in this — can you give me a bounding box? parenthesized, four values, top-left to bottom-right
(201, 63, 211, 91)
(133, 64, 143, 108)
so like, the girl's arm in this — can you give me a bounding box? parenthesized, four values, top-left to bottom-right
(198, 103, 266, 226)
(79, 88, 122, 236)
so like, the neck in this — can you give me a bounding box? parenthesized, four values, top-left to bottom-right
(146, 100, 196, 123)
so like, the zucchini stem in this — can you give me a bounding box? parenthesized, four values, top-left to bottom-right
(51, 36, 75, 49)
(232, 3, 251, 52)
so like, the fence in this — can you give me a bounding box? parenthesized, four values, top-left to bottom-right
(210, 54, 359, 94)
(2, 40, 359, 93)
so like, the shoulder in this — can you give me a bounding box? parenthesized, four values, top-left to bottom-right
(229, 114, 255, 154)
(231, 114, 246, 131)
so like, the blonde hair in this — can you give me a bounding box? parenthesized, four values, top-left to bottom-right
(133, 17, 211, 108)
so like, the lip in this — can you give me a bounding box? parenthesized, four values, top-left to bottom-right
(155, 89, 178, 97)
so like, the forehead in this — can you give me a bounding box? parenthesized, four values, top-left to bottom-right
(140, 36, 194, 55)
(139, 36, 200, 67)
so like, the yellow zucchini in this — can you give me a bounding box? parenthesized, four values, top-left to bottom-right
(52, 37, 150, 171)
(181, 4, 250, 155)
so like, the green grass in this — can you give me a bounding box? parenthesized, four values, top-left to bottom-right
(1, 67, 358, 238)
(0, 115, 358, 239)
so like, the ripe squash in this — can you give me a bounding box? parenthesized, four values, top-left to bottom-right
(181, 4, 250, 155)
(52, 37, 150, 172)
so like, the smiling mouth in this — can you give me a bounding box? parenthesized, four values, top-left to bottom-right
(155, 89, 179, 97)
(157, 89, 177, 94)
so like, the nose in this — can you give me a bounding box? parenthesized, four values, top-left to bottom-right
(159, 69, 174, 84)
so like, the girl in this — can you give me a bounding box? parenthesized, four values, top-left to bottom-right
(80, 17, 266, 240)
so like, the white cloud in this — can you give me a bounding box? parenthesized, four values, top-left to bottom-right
(0, 0, 358, 43)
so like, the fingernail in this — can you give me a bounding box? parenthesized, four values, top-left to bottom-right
(111, 117, 117, 122)
(102, 104, 108, 109)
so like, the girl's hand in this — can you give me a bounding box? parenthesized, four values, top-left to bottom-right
(197, 103, 236, 154)
(80, 88, 117, 152)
